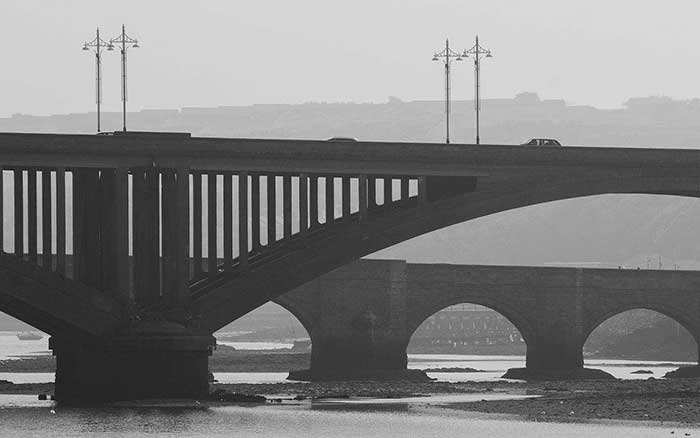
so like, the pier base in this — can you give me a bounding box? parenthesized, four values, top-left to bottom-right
(51, 322, 215, 404)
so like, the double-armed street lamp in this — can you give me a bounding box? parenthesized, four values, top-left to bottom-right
(81, 25, 139, 133)
(82, 28, 112, 133)
(110, 25, 140, 133)
(432, 39, 464, 144)
(462, 35, 492, 145)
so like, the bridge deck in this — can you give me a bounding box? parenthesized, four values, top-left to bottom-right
(0, 132, 699, 175)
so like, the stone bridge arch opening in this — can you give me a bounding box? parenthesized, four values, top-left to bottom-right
(583, 308, 699, 365)
(214, 302, 312, 372)
(407, 303, 528, 371)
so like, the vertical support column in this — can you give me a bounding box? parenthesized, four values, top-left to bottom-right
(299, 174, 308, 234)
(207, 172, 217, 276)
(309, 176, 318, 227)
(417, 176, 428, 205)
(223, 173, 233, 270)
(132, 166, 160, 306)
(283, 175, 292, 238)
(267, 174, 276, 247)
(368, 177, 377, 209)
(41, 170, 51, 268)
(325, 176, 334, 224)
(383, 176, 392, 207)
(55, 169, 66, 276)
(400, 177, 409, 202)
(238, 172, 249, 268)
(342, 176, 350, 220)
(13, 169, 23, 257)
(251, 175, 260, 251)
(358, 175, 368, 222)
(100, 169, 129, 301)
(162, 168, 190, 308)
(0, 169, 3, 253)
(192, 172, 202, 278)
(73, 169, 101, 289)
(27, 169, 37, 263)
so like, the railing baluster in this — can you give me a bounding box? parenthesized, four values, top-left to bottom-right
(41, 170, 51, 268)
(325, 176, 333, 224)
(267, 174, 276, 246)
(309, 176, 318, 227)
(70, 170, 78, 279)
(342, 176, 350, 220)
(368, 177, 377, 209)
(383, 176, 392, 206)
(283, 175, 291, 238)
(223, 172, 233, 270)
(251, 175, 260, 251)
(238, 172, 248, 268)
(207, 172, 216, 276)
(299, 174, 308, 234)
(401, 177, 409, 202)
(418, 176, 428, 204)
(27, 169, 37, 262)
(359, 175, 368, 221)
(56, 168, 66, 275)
(192, 171, 202, 277)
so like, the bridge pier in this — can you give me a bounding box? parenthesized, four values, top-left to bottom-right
(51, 323, 215, 404)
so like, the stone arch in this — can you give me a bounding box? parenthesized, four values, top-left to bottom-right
(406, 296, 534, 352)
(271, 297, 317, 346)
(583, 304, 700, 363)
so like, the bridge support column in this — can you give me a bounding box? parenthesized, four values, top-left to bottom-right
(50, 323, 215, 404)
(284, 260, 429, 381)
(526, 338, 583, 371)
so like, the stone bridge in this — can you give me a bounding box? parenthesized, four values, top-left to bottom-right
(276, 260, 700, 378)
(0, 132, 698, 400)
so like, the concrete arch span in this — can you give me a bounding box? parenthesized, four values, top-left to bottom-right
(196, 172, 700, 331)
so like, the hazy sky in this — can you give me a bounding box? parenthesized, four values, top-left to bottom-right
(2, 1, 699, 116)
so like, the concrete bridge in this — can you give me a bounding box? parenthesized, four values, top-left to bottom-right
(276, 260, 700, 379)
(0, 131, 698, 401)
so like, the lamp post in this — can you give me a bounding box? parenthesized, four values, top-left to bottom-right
(463, 35, 492, 145)
(110, 25, 140, 133)
(432, 39, 463, 144)
(82, 28, 113, 133)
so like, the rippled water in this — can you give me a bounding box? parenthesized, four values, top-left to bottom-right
(0, 395, 695, 437)
(0, 334, 697, 436)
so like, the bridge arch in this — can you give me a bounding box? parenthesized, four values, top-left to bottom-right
(583, 305, 700, 364)
(407, 301, 527, 357)
(406, 295, 535, 352)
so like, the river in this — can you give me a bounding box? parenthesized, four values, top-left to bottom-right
(0, 332, 697, 436)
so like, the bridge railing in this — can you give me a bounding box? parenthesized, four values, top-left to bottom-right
(0, 164, 425, 311)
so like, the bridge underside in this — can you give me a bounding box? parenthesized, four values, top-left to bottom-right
(0, 133, 697, 399)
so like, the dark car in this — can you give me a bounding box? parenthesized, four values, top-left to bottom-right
(326, 137, 358, 142)
(522, 138, 562, 147)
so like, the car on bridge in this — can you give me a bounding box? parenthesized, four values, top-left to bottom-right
(326, 137, 358, 142)
(522, 138, 562, 147)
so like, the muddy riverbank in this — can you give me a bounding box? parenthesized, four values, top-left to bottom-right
(0, 377, 698, 423)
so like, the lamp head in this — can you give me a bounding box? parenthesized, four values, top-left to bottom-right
(432, 56, 439, 61)
(107, 43, 114, 51)
(82, 45, 89, 51)
(132, 41, 139, 48)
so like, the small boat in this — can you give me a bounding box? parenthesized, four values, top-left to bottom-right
(16, 332, 43, 341)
